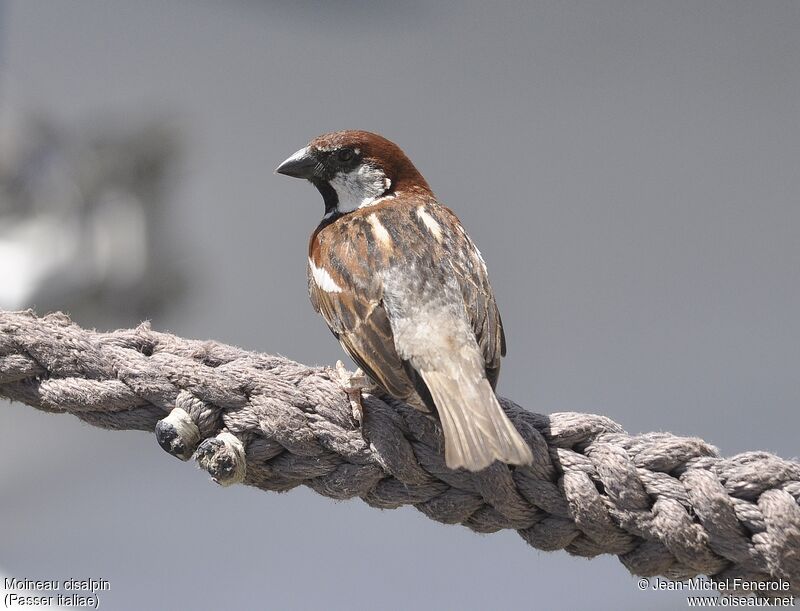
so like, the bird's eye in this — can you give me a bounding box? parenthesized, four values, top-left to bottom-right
(337, 149, 354, 162)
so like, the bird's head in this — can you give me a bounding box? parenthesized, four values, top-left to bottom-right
(276, 130, 431, 218)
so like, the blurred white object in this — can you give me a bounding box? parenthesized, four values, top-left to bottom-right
(0, 105, 180, 317)
(0, 215, 83, 307)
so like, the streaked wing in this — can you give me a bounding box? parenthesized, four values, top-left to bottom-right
(432, 205, 506, 388)
(307, 232, 418, 403)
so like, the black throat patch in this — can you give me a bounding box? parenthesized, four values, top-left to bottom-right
(313, 179, 338, 216)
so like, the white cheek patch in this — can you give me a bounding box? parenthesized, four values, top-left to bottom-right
(308, 258, 343, 293)
(416, 206, 443, 242)
(330, 165, 391, 213)
(367, 213, 392, 246)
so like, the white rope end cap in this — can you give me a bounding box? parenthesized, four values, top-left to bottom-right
(195, 431, 246, 487)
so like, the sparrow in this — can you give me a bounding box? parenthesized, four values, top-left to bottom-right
(276, 130, 532, 471)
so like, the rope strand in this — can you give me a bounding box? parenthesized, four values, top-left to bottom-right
(1, 310, 798, 593)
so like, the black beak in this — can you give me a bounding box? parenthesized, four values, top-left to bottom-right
(275, 146, 318, 179)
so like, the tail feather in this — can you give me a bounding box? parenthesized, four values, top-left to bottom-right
(419, 369, 533, 471)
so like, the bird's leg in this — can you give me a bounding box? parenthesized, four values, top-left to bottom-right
(335, 360, 373, 425)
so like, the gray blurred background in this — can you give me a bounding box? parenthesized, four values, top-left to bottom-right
(0, 1, 798, 609)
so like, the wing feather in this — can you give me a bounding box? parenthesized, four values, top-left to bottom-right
(308, 229, 419, 405)
(432, 206, 506, 388)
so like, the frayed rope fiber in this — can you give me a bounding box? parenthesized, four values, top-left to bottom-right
(1, 310, 798, 592)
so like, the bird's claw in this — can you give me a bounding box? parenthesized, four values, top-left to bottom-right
(335, 360, 372, 425)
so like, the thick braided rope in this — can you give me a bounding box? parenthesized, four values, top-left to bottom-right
(1, 310, 798, 592)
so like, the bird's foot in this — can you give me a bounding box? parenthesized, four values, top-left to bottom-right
(335, 360, 372, 425)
